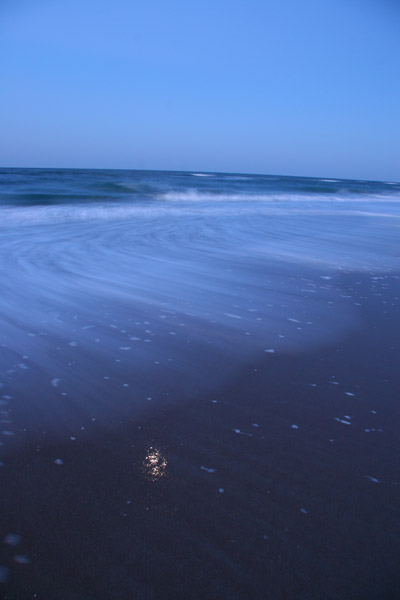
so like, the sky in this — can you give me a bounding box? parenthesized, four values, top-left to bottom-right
(1, 0, 399, 180)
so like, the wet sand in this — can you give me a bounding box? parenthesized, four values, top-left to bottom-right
(1, 271, 400, 599)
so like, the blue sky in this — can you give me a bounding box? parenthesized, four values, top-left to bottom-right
(1, 0, 399, 180)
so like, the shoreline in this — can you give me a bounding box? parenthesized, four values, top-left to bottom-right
(1, 270, 399, 599)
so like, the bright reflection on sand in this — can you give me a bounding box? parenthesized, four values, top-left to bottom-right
(143, 447, 167, 481)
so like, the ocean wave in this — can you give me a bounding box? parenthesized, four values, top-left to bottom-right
(160, 190, 276, 202)
(1, 193, 400, 228)
(159, 188, 400, 204)
(217, 175, 252, 181)
(0, 192, 112, 206)
(191, 173, 214, 177)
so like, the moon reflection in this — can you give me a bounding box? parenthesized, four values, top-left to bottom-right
(143, 447, 167, 481)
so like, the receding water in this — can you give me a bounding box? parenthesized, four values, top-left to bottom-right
(0, 168, 399, 436)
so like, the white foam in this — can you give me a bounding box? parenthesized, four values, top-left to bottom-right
(233, 429, 253, 437)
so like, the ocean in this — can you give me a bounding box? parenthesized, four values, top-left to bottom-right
(0, 168, 399, 598)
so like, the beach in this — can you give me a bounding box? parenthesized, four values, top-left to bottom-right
(0, 169, 399, 598)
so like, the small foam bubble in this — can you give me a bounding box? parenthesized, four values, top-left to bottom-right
(233, 429, 253, 437)
(200, 466, 216, 473)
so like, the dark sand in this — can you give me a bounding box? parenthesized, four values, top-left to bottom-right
(1, 272, 400, 600)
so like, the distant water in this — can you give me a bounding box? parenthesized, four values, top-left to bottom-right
(0, 168, 399, 437)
